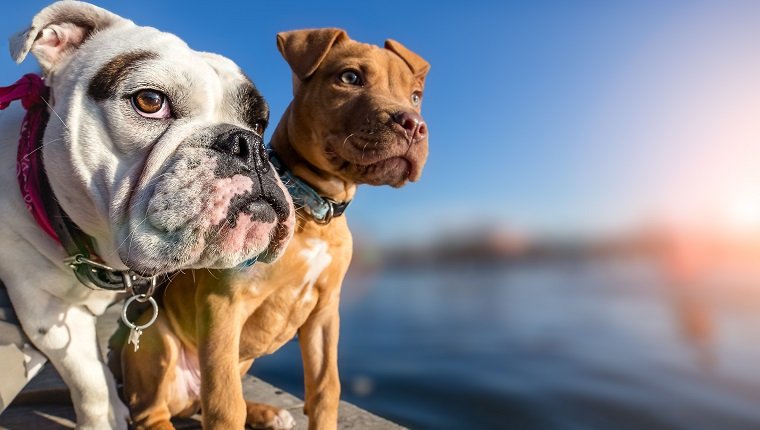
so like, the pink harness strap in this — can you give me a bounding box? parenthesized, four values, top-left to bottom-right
(0, 73, 59, 243)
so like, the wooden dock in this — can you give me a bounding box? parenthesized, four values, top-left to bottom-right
(0, 302, 404, 429)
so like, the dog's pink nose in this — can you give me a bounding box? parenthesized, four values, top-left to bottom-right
(393, 111, 427, 141)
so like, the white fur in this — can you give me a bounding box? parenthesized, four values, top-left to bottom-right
(298, 239, 332, 302)
(269, 409, 296, 430)
(170, 344, 202, 412)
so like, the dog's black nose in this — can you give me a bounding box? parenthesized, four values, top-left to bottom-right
(212, 129, 269, 173)
(393, 111, 427, 141)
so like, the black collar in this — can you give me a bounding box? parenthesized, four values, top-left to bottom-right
(33, 104, 160, 294)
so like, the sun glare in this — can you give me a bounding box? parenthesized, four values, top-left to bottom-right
(725, 192, 760, 231)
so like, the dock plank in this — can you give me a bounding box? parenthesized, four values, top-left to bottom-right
(0, 303, 404, 429)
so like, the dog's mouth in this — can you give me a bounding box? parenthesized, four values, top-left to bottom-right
(354, 155, 417, 186)
(325, 132, 427, 186)
(199, 195, 290, 264)
(223, 194, 278, 227)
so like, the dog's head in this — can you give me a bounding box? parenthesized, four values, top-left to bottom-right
(11, 1, 294, 275)
(277, 28, 430, 188)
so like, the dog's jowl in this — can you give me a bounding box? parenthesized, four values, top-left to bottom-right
(0, 1, 293, 428)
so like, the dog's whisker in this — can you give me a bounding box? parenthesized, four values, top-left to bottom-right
(361, 141, 370, 162)
(23, 136, 66, 157)
(40, 96, 69, 130)
(122, 207, 151, 264)
(204, 267, 219, 280)
(342, 133, 356, 147)
(164, 270, 185, 287)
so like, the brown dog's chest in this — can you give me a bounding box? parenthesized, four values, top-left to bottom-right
(237, 220, 352, 360)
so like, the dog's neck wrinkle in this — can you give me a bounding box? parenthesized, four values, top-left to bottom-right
(270, 116, 356, 203)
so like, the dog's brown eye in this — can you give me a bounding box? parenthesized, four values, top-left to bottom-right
(132, 90, 164, 114)
(411, 92, 422, 106)
(252, 120, 266, 136)
(339, 70, 362, 86)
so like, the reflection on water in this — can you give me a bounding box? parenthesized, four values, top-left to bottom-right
(252, 257, 760, 429)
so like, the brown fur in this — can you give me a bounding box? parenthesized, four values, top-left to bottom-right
(120, 28, 430, 430)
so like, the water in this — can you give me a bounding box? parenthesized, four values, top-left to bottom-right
(252, 257, 760, 429)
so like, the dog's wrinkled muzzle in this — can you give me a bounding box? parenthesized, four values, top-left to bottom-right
(121, 124, 294, 275)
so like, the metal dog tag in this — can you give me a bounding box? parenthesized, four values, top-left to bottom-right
(128, 327, 143, 352)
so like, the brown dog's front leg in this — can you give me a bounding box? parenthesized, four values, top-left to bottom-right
(299, 297, 341, 430)
(197, 274, 247, 429)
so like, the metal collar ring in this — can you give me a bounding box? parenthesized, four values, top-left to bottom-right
(121, 294, 158, 331)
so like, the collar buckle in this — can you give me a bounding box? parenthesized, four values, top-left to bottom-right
(64, 254, 159, 294)
(312, 199, 335, 224)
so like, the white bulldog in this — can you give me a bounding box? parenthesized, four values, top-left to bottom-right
(0, 1, 294, 428)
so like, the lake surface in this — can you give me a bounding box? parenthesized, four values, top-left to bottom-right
(252, 257, 760, 429)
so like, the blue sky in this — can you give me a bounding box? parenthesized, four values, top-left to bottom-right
(2, 1, 760, 244)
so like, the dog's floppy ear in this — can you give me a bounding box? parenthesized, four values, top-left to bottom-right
(384, 39, 430, 81)
(277, 28, 348, 81)
(9, 1, 127, 74)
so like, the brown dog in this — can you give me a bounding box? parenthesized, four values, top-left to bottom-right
(119, 28, 430, 429)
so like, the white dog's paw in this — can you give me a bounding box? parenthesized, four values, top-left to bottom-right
(269, 409, 296, 430)
(75, 402, 128, 430)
